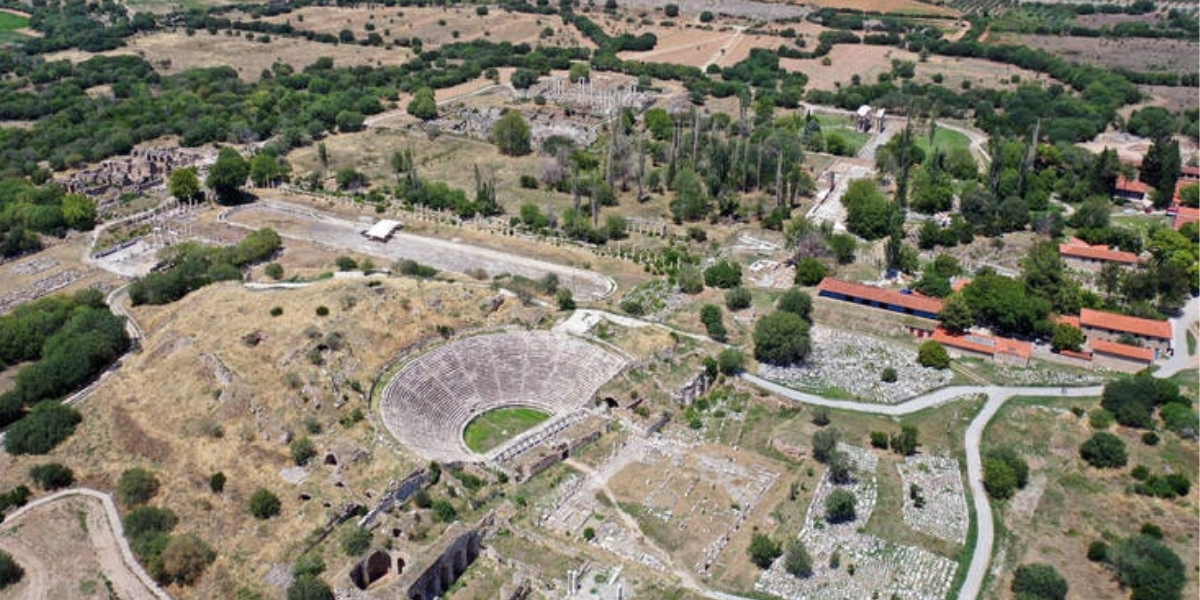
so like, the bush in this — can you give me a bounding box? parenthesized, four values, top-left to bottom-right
(270, 306, 283, 317)
(341, 527, 372, 556)
(334, 256, 358, 271)
(265, 262, 284, 280)
(29, 462, 74, 490)
(794, 257, 828, 286)
(776, 288, 812, 320)
(315, 305, 329, 317)
(125, 507, 179, 541)
(1111, 534, 1186, 600)
(161, 534, 216, 585)
(869, 431, 889, 449)
(290, 437, 317, 466)
(725, 286, 752, 311)
(917, 341, 951, 369)
(880, 367, 898, 383)
(1141, 431, 1159, 446)
(1089, 409, 1114, 429)
(0, 550, 22, 589)
(287, 574, 334, 600)
(556, 288, 575, 311)
(699, 10, 714, 22)
(248, 488, 282, 519)
(432, 499, 458, 523)
(1101, 374, 1182, 429)
(1080, 432, 1127, 468)
(518, 174, 539, 189)
(825, 489, 856, 523)
(5, 403, 83, 455)
(1087, 541, 1109, 562)
(1011, 563, 1068, 600)
(699, 304, 726, 341)
(753, 311, 811, 365)
(747, 533, 780, 569)
(703, 260, 742, 288)
(717, 348, 745, 375)
(784, 539, 813, 578)
(209, 471, 226, 493)
(983, 447, 1029, 500)
(812, 427, 839, 462)
(118, 468, 160, 507)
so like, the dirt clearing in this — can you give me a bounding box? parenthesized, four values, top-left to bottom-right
(990, 33, 1199, 76)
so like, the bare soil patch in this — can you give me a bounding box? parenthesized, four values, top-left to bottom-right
(262, 5, 586, 50)
(1135, 84, 1200, 114)
(797, 0, 956, 15)
(990, 33, 1199, 75)
(0, 494, 161, 600)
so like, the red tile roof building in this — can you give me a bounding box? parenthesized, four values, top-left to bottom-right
(1059, 239, 1143, 272)
(1114, 175, 1151, 201)
(816, 278, 943, 320)
(1091, 339, 1155, 372)
(931, 327, 1032, 367)
(1173, 207, 1199, 231)
(1079, 308, 1172, 354)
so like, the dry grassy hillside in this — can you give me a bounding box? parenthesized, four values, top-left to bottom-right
(0, 276, 539, 599)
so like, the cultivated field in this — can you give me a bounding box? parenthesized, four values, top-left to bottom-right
(260, 5, 589, 50)
(990, 33, 1200, 76)
(984, 391, 1199, 600)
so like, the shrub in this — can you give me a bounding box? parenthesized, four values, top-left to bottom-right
(1089, 409, 1114, 429)
(265, 263, 284, 280)
(315, 305, 329, 317)
(1011, 563, 1068, 600)
(983, 447, 1029, 500)
(555, 288, 575, 311)
(248, 488, 282, 519)
(341, 527, 372, 557)
(699, 304, 726, 341)
(725, 286, 752, 311)
(518, 174, 538, 189)
(869, 431, 889, 449)
(270, 306, 283, 317)
(703, 260, 742, 288)
(794, 257, 828, 286)
(209, 472, 226, 493)
(1080, 432, 1127, 468)
(29, 463, 74, 490)
(432, 499, 458, 523)
(290, 437, 317, 466)
(293, 554, 326, 577)
(583, 526, 595, 541)
(775, 288, 812, 320)
(5, 403, 83, 455)
(161, 534, 216, 585)
(1087, 541, 1109, 562)
(0, 550, 22, 589)
(118, 468, 160, 506)
(335, 256, 358, 271)
(753, 311, 811, 365)
(917, 341, 950, 369)
(825, 489, 856, 523)
(784, 539, 812, 578)
(287, 574, 334, 600)
(812, 427, 839, 462)
(1141, 431, 1159, 446)
(1111, 534, 1186, 600)
(747, 533, 780, 569)
(125, 507, 179, 541)
(880, 367, 898, 383)
(699, 10, 714, 21)
(717, 348, 745, 375)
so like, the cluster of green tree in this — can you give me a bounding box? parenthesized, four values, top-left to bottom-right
(713, 49, 808, 109)
(0, 290, 129, 443)
(288, 553, 335, 600)
(753, 288, 814, 366)
(128, 228, 281, 305)
(1099, 374, 1191, 432)
(0, 40, 588, 171)
(1130, 465, 1191, 499)
(0, 484, 30, 517)
(1080, 431, 1126, 468)
(776, 29, 860, 60)
(0, 179, 97, 258)
(840, 178, 899, 241)
(392, 172, 500, 219)
(566, 13, 656, 52)
(939, 268, 1054, 337)
(987, 2, 1195, 39)
(29, 462, 74, 490)
(911, 253, 963, 298)
(1011, 563, 1068, 600)
(118, 469, 216, 585)
(7, 0, 154, 54)
(982, 446, 1030, 499)
(1088, 533, 1187, 600)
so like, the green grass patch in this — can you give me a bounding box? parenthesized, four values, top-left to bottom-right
(462, 407, 550, 453)
(915, 127, 971, 155)
(0, 12, 29, 31)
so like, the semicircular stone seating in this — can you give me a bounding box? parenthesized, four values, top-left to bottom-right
(380, 331, 626, 463)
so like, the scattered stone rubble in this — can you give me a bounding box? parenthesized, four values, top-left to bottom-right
(896, 455, 969, 545)
(758, 444, 957, 600)
(758, 326, 953, 403)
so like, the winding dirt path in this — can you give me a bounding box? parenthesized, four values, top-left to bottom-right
(0, 489, 173, 600)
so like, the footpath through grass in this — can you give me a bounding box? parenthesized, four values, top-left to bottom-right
(463, 406, 550, 453)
